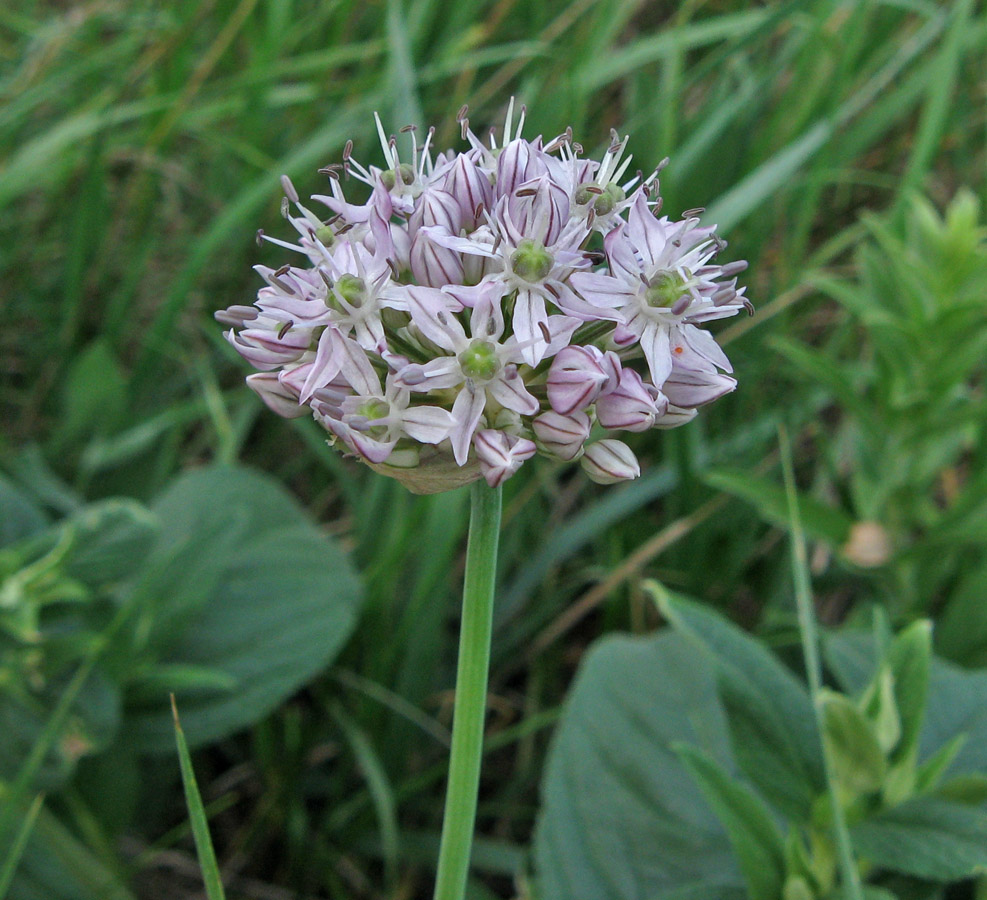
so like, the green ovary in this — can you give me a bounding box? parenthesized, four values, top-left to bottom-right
(358, 399, 391, 438)
(510, 239, 554, 283)
(335, 274, 367, 309)
(458, 341, 501, 382)
(574, 182, 625, 215)
(645, 271, 689, 309)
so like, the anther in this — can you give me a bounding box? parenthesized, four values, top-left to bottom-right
(545, 282, 561, 299)
(538, 321, 551, 343)
(275, 264, 291, 277)
(280, 175, 299, 203)
(744, 299, 755, 316)
(280, 197, 290, 218)
(515, 187, 538, 197)
(278, 320, 294, 339)
(256, 229, 265, 246)
(720, 260, 748, 277)
(457, 104, 469, 121)
(437, 311, 449, 325)
(682, 207, 705, 218)
(670, 296, 691, 316)
(343, 140, 353, 160)
(400, 124, 416, 133)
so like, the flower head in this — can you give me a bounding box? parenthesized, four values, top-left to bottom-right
(218, 101, 751, 493)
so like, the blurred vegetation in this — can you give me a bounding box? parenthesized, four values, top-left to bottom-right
(1, 0, 986, 897)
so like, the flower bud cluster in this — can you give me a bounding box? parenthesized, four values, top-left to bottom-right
(218, 101, 751, 493)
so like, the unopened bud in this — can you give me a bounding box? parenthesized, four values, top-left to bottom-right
(581, 440, 640, 484)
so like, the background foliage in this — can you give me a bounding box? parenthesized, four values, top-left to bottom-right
(1, 0, 986, 897)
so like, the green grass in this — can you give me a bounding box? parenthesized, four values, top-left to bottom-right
(2, 0, 986, 897)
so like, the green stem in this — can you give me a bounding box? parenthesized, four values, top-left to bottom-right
(779, 426, 863, 900)
(432, 481, 502, 900)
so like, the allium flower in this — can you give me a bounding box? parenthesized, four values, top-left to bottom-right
(218, 100, 751, 493)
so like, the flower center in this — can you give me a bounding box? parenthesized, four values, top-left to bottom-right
(574, 182, 625, 216)
(335, 274, 368, 309)
(380, 163, 417, 190)
(645, 271, 689, 309)
(357, 398, 391, 438)
(314, 224, 335, 246)
(458, 340, 501, 382)
(510, 239, 554, 284)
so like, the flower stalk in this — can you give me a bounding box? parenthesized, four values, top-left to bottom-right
(433, 481, 502, 900)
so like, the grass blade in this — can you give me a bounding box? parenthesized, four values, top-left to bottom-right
(0, 793, 44, 899)
(171, 695, 226, 900)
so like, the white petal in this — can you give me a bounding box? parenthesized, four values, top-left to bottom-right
(349, 431, 397, 464)
(334, 330, 381, 396)
(512, 289, 550, 366)
(488, 373, 539, 416)
(450, 388, 487, 466)
(406, 285, 467, 351)
(640, 320, 672, 386)
(675, 323, 733, 373)
(401, 406, 454, 444)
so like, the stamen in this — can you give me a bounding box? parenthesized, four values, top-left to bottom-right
(275, 264, 292, 277)
(670, 296, 691, 316)
(682, 207, 705, 218)
(278, 320, 294, 339)
(720, 260, 748, 277)
(280, 175, 299, 203)
(280, 197, 290, 218)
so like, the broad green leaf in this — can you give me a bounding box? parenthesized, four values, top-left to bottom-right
(936, 774, 987, 806)
(716, 673, 818, 822)
(657, 592, 825, 789)
(826, 632, 987, 779)
(851, 797, 987, 881)
(860, 667, 900, 756)
(818, 689, 886, 796)
(676, 745, 787, 900)
(885, 621, 931, 763)
(56, 339, 127, 445)
(935, 561, 987, 666)
(916, 734, 966, 794)
(704, 467, 853, 545)
(123, 466, 363, 752)
(62, 500, 157, 589)
(0, 477, 48, 549)
(534, 631, 742, 900)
